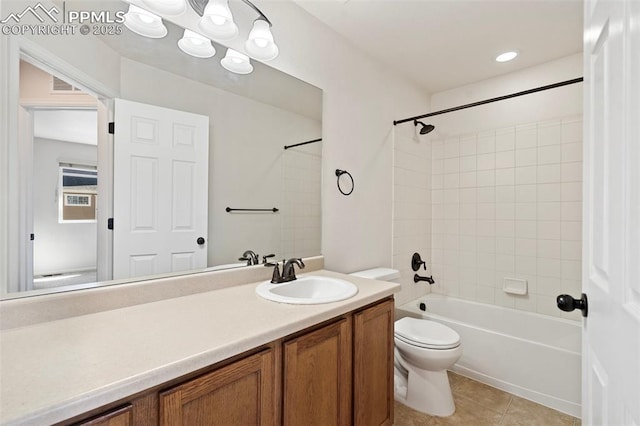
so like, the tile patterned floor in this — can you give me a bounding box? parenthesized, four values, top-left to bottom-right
(394, 372, 581, 426)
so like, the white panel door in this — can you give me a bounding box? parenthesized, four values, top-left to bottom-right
(113, 99, 209, 280)
(582, 0, 640, 424)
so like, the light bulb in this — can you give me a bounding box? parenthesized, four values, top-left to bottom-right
(221, 48, 253, 74)
(141, 0, 186, 16)
(178, 29, 216, 58)
(496, 51, 518, 62)
(123, 5, 167, 38)
(244, 19, 278, 61)
(199, 0, 238, 40)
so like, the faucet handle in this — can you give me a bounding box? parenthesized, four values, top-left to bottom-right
(262, 253, 275, 264)
(270, 262, 282, 283)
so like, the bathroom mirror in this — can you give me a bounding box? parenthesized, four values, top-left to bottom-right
(1, 0, 322, 298)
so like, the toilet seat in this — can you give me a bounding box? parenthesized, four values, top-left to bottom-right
(395, 317, 460, 350)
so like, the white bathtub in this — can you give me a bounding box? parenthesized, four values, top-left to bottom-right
(397, 294, 581, 417)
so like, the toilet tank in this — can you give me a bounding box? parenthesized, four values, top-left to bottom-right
(349, 268, 401, 283)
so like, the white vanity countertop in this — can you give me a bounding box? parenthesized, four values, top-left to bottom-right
(0, 270, 399, 425)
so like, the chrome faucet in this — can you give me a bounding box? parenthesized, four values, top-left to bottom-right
(239, 250, 259, 265)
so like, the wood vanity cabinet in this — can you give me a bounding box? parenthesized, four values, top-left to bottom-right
(75, 405, 132, 426)
(353, 298, 394, 426)
(68, 297, 394, 426)
(158, 349, 276, 425)
(283, 317, 352, 426)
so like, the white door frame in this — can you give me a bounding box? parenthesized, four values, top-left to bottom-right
(0, 36, 117, 294)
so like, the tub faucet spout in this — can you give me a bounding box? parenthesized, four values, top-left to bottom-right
(414, 274, 435, 284)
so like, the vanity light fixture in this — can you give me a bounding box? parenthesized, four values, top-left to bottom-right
(495, 51, 518, 62)
(123, 5, 168, 38)
(178, 29, 217, 58)
(123, 0, 279, 74)
(220, 48, 254, 74)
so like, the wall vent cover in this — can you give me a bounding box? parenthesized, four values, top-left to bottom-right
(51, 76, 81, 93)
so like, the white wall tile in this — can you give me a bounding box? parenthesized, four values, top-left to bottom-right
(477, 187, 496, 203)
(561, 162, 582, 182)
(495, 168, 515, 186)
(515, 238, 537, 257)
(537, 183, 562, 202)
(477, 135, 496, 154)
(496, 237, 516, 255)
(459, 171, 477, 188)
(515, 203, 537, 221)
(477, 170, 496, 187)
(495, 186, 515, 203)
(495, 150, 515, 169)
(515, 166, 537, 184)
(459, 136, 477, 156)
(537, 164, 562, 183)
(562, 182, 582, 201)
(561, 118, 583, 144)
(537, 145, 562, 165)
(561, 202, 582, 221)
(427, 116, 582, 320)
(515, 148, 537, 167)
(516, 185, 537, 203)
(562, 142, 582, 162)
(459, 155, 477, 172)
(495, 203, 515, 220)
(495, 128, 516, 152)
(443, 158, 459, 173)
(516, 125, 537, 150)
(515, 220, 537, 239)
(538, 221, 562, 240)
(538, 122, 562, 146)
(477, 153, 496, 170)
(537, 202, 562, 221)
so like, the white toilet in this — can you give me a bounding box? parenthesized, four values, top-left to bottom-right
(394, 317, 462, 416)
(350, 267, 462, 417)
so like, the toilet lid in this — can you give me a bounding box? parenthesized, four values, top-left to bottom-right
(394, 317, 460, 349)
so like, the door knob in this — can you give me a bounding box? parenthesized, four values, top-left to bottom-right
(197, 237, 206, 245)
(556, 293, 588, 317)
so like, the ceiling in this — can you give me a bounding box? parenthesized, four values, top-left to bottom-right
(295, 0, 584, 94)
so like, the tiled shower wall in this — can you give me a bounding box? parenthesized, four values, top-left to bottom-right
(430, 116, 583, 320)
(281, 147, 322, 261)
(393, 125, 433, 306)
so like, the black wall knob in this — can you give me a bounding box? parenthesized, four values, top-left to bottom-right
(556, 293, 588, 317)
(197, 237, 206, 245)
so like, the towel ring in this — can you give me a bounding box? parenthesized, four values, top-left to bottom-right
(335, 169, 354, 196)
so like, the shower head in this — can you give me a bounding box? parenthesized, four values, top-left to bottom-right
(414, 120, 435, 135)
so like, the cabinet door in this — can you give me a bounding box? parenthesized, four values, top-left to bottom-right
(159, 349, 276, 426)
(76, 405, 132, 426)
(353, 299, 394, 426)
(283, 318, 352, 426)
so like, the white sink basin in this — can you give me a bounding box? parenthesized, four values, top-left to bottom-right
(255, 275, 358, 304)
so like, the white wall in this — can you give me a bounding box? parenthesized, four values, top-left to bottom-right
(32, 138, 97, 274)
(429, 54, 583, 320)
(246, 1, 431, 273)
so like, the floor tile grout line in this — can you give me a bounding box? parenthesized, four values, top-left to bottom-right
(498, 396, 513, 425)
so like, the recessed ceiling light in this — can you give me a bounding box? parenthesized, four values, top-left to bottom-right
(496, 51, 518, 62)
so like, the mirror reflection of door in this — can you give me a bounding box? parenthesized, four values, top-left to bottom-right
(20, 59, 99, 291)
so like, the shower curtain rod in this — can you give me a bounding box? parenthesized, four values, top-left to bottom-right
(284, 138, 322, 150)
(393, 77, 583, 126)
